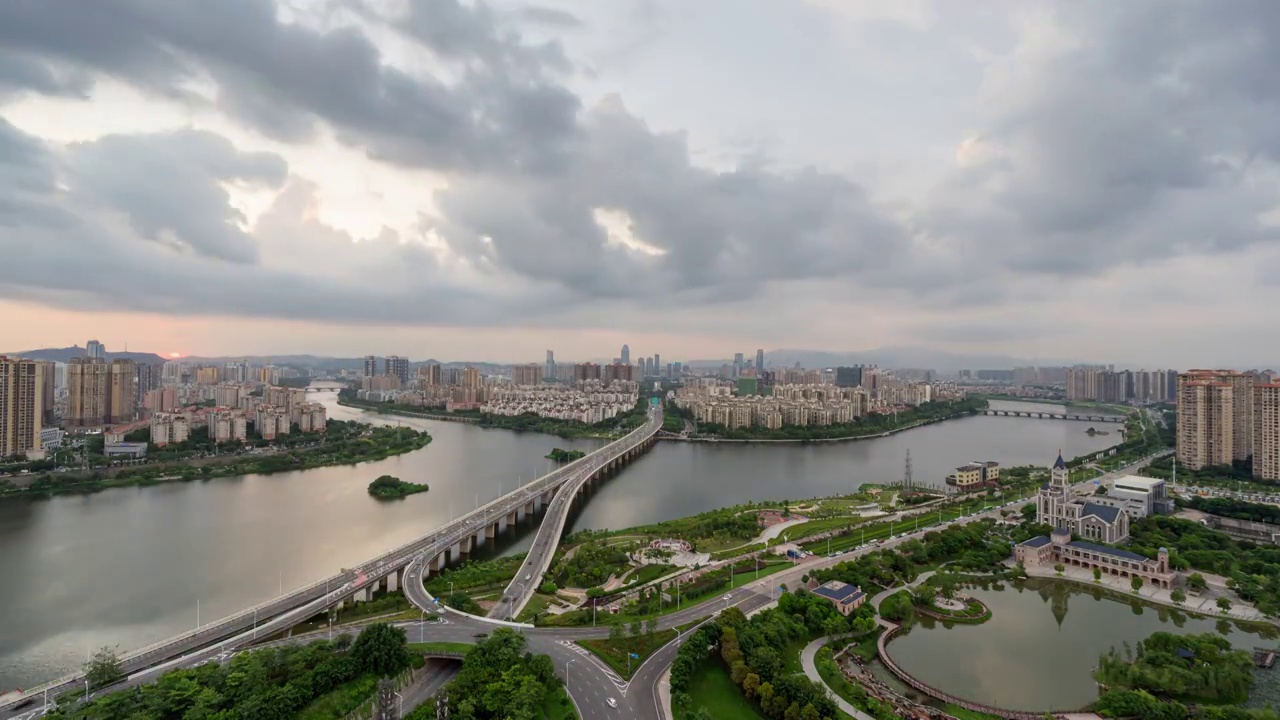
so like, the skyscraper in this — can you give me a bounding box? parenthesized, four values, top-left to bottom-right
(68, 357, 110, 427)
(756, 349, 765, 373)
(363, 356, 379, 378)
(135, 363, 162, 408)
(621, 345, 630, 364)
(0, 357, 45, 459)
(1177, 371, 1235, 470)
(86, 339, 105, 359)
(384, 356, 410, 385)
(733, 353, 744, 378)
(1254, 383, 1280, 481)
(653, 354, 661, 377)
(107, 359, 137, 424)
(545, 350, 556, 381)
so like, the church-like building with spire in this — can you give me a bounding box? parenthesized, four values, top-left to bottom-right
(1036, 450, 1129, 543)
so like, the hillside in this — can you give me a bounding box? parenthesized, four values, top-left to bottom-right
(5, 346, 168, 364)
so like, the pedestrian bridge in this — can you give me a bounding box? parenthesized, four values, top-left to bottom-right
(0, 408, 663, 712)
(983, 409, 1124, 423)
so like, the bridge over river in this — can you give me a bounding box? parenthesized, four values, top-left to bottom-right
(984, 409, 1124, 423)
(0, 409, 663, 712)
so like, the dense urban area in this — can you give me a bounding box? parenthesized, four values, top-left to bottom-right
(1, 342, 1279, 720)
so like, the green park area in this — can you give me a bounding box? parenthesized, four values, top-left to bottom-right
(1093, 632, 1264, 718)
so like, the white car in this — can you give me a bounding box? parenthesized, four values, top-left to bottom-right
(723, 594, 732, 601)
(606, 698, 618, 708)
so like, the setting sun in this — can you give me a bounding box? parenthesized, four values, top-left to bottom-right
(169, 352, 181, 358)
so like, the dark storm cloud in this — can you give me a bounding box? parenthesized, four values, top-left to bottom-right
(2, 0, 1280, 326)
(930, 0, 1280, 275)
(65, 130, 288, 264)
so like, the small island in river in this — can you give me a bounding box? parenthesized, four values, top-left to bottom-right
(367, 474, 429, 500)
(545, 448, 586, 463)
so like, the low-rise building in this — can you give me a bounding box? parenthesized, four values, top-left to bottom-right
(151, 412, 190, 447)
(1015, 528, 1175, 589)
(104, 441, 148, 459)
(812, 580, 867, 615)
(1088, 474, 1172, 519)
(945, 461, 1000, 491)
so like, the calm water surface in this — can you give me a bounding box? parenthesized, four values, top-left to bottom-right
(885, 579, 1275, 711)
(0, 395, 1115, 688)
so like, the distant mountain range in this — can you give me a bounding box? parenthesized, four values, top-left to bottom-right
(685, 347, 1074, 373)
(5, 346, 168, 365)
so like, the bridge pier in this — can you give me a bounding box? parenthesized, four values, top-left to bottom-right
(507, 510, 518, 528)
(387, 568, 401, 593)
(459, 536, 474, 556)
(487, 522, 497, 539)
(431, 552, 445, 573)
(351, 587, 368, 603)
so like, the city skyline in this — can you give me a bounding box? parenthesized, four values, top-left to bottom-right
(5, 1, 1280, 367)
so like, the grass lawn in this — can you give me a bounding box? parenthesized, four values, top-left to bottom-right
(578, 629, 678, 680)
(814, 646, 863, 707)
(295, 674, 378, 720)
(539, 685, 578, 720)
(517, 593, 556, 622)
(784, 516, 874, 542)
(407, 641, 473, 656)
(681, 661, 769, 720)
(626, 563, 677, 586)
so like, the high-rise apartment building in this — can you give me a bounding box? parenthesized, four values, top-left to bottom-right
(384, 356, 410, 386)
(1226, 372, 1254, 462)
(0, 357, 45, 459)
(67, 357, 110, 427)
(34, 360, 55, 427)
(574, 362, 602, 382)
(107, 359, 137, 424)
(835, 366, 864, 388)
(1177, 371, 1236, 470)
(417, 363, 443, 386)
(544, 350, 556, 381)
(135, 363, 161, 407)
(85, 339, 105, 359)
(460, 366, 482, 388)
(1254, 383, 1280, 482)
(363, 355, 379, 378)
(512, 364, 542, 386)
(756, 349, 765, 373)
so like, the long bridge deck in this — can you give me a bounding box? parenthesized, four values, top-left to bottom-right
(0, 411, 663, 711)
(983, 409, 1125, 423)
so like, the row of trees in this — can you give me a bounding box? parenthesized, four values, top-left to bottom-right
(1095, 688, 1278, 720)
(49, 624, 413, 720)
(1128, 516, 1280, 617)
(552, 539, 636, 588)
(1182, 496, 1280, 526)
(672, 591, 872, 720)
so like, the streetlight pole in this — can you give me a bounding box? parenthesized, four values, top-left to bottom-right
(393, 691, 403, 718)
(420, 610, 425, 643)
(196, 599, 200, 631)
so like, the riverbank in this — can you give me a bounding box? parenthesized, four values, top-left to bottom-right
(670, 398, 988, 443)
(0, 422, 432, 501)
(337, 396, 632, 440)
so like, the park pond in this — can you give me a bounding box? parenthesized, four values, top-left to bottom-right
(879, 578, 1279, 712)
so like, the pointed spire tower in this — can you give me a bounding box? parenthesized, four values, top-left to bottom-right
(1051, 449, 1069, 489)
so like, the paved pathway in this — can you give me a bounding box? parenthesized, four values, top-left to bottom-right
(799, 637, 874, 720)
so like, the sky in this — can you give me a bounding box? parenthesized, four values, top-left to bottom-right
(2, 0, 1280, 367)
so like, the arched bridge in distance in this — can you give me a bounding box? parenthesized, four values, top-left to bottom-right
(983, 409, 1124, 423)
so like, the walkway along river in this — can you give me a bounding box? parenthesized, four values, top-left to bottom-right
(0, 396, 1115, 690)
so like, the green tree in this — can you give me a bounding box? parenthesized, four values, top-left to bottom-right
(1187, 573, 1207, 592)
(1093, 567, 1102, 583)
(1054, 563, 1065, 576)
(609, 619, 623, 641)
(1130, 575, 1143, 594)
(539, 581, 558, 595)
(84, 646, 123, 690)
(1217, 596, 1232, 614)
(629, 620, 642, 638)
(351, 623, 411, 677)
(1170, 588, 1186, 605)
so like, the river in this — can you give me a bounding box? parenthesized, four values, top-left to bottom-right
(882, 578, 1277, 711)
(0, 395, 1115, 689)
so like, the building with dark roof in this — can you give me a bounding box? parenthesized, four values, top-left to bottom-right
(1034, 451, 1130, 543)
(811, 580, 867, 616)
(1015, 529, 1175, 589)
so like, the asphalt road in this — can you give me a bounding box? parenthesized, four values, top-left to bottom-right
(2, 451, 1167, 720)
